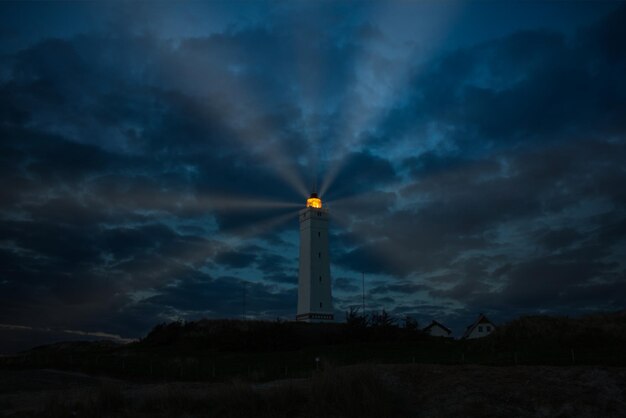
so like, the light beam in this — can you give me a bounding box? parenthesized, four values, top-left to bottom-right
(320, 2, 461, 197)
(122, 209, 301, 286)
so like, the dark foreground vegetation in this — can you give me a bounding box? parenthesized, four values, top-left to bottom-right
(2, 364, 626, 417)
(1, 310, 625, 383)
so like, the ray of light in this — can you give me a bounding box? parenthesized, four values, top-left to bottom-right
(92, 186, 301, 214)
(163, 43, 310, 198)
(283, 4, 366, 195)
(105, 27, 311, 198)
(325, 186, 401, 210)
(185, 195, 302, 212)
(219, 209, 301, 242)
(236, 127, 310, 198)
(330, 205, 413, 278)
(320, 2, 462, 197)
(122, 209, 302, 287)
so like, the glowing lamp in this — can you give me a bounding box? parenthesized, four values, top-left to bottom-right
(306, 193, 322, 208)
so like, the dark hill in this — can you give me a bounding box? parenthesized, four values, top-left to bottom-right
(1, 311, 625, 382)
(464, 310, 626, 365)
(137, 317, 425, 352)
(489, 310, 626, 347)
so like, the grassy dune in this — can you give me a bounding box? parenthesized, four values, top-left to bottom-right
(2, 312, 625, 383)
(1, 364, 625, 417)
(2, 313, 625, 416)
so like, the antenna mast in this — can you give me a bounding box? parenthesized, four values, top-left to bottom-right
(362, 272, 365, 314)
(242, 282, 247, 321)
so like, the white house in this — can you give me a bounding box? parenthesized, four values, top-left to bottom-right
(423, 320, 452, 337)
(462, 314, 496, 339)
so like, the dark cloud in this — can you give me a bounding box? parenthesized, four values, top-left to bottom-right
(214, 248, 258, 269)
(369, 282, 428, 295)
(256, 252, 293, 275)
(372, 6, 626, 155)
(323, 152, 397, 200)
(334, 241, 402, 276)
(333, 278, 358, 293)
(145, 274, 297, 318)
(534, 228, 584, 251)
(263, 272, 297, 285)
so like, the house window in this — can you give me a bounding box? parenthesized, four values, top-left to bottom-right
(318, 231, 321, 237)
(486, 326, 491, 332)
(478, 326, 483, 332)
(317, 212, 321, 216)
(319, 276, 322, 282)
(318, 252, 321, 258)
(320, 302, 322, 308)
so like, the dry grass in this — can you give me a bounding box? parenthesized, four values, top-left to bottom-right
(1, 364, 625, 417)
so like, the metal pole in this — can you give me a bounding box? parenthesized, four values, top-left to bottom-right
(362, 272, 365, 314)
(242, 282, 246, 320)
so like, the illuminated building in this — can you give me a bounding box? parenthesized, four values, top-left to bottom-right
(296, 193, 334, 321)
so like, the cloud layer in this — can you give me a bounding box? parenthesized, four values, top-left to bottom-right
(0, 2, 625, 350)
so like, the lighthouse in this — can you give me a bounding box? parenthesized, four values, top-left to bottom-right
(296, 193, 334, 322)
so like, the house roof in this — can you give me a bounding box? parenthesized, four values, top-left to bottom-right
(462, 313, 495, 339)
(423, 320, 452, 334)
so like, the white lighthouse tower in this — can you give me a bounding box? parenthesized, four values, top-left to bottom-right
(296, 193, 334, 322)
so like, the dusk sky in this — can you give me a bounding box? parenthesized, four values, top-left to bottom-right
(1, 1, 625, 352)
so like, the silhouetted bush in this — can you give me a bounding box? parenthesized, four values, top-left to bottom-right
(465, 311, 626, 365)
(139, 312, 424, 352)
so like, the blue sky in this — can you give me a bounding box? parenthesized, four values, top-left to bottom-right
(1, 1, 625, 352)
